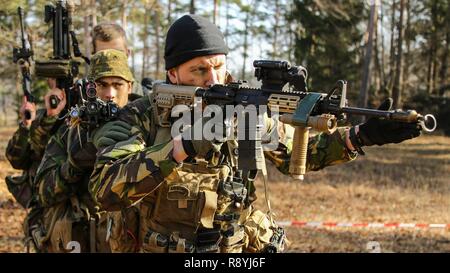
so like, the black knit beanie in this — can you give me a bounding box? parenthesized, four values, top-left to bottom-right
(164, 14, 229, 70)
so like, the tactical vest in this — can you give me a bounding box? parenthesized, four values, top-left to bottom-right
(134, 95, 283, 253)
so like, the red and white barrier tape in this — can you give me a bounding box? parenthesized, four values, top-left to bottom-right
(278, 221, 450, 229)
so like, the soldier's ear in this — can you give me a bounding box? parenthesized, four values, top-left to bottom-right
(128, 82, 133, 94)
(167, 68, 178, 84)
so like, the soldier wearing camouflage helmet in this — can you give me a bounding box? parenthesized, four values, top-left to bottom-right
(33, 49, 136, 252)
(89, 15, 421, 253)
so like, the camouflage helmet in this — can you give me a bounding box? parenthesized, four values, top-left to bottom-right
(88, 49, 134, 82)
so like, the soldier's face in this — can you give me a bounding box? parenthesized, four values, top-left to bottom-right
(95, 76, 132, 107)
(167, 54, 227, 88)
(94, 38, 130, 57)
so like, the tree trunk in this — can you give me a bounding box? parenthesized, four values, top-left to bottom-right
(241, 5, 251, 80)
(131, 22, 135, 74)
(431, 1, 440, 94)
(287, 2, 295, 62)
(392, 0, 405, 108)
(82, 0, 90, 75)
(359, 1, 378, 110)
(380, 2, 387, 93)
(167, 0, 172, 25)
(426, 45, 434, 94)
(225, 0, 229, 46)
(373, 1, 382, 96)
(131, 2, 136, 74)
(213, 0, 219, 25)
(90, 0, 97, 26)
(190, 0, 195, 14)
(388, 0, 397, 95)
(438, 0, 450, 95)
(141, 4, 150, 80)
(426, 0, 438, 94)
(402, 0, 410, 93)
(121, 0, 128, 30)
(272, 0, 280, 59)
(153, 1, 162, 79)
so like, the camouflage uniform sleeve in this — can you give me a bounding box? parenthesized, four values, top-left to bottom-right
(29, 109, 58, 158)
(5, 122, 32, 170)
(89, 98, 175, 211)
(34, 124, 77, 207)
(5, 109, 57, 170)
(90, 136, 173, 211)
(263, 116, 358, 175)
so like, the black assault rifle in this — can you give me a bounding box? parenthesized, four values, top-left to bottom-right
(35, 0, 89, 111)
(12, 7, 34, 120)
(151, 60, 437, 180)
(68, 79, 119, 139)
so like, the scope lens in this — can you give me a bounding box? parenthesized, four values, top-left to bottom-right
(86, 82, 97, 98)
(86, 88, 96, 98)
(87, 102, 98, 113)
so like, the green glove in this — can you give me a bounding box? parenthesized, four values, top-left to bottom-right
(92, 120, 133, 149)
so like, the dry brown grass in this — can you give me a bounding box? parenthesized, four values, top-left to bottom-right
(251, 135, 450, 252)
(0, 125, 449, 252)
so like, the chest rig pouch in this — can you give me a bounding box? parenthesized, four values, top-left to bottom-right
(145, 160, 230, 249)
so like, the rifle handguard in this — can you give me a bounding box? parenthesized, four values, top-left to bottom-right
(35, 59, 72, 78)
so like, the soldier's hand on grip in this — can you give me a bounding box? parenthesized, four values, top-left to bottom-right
(19, 96, 36, 127)
(67, 126, 98, 170)
(44, 87, 66, 117)
(92, 120, 133, 149)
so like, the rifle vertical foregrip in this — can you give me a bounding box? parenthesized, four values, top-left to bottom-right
(289, 126, 309, 180)
(280, 114, 337, 180)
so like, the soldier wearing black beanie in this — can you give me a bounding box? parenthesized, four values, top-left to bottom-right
(164, 14, 229, 70)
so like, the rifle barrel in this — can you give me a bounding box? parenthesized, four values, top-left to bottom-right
(341, 107, 393, 119)
(18, 7, 27, 49)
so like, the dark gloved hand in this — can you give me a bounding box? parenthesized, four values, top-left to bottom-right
(58, 126, 96, 183)
(181, 115, 227, 159)
(351, 98, 422, 150)
(92, 120, 133, 149)
(67, 126, 98, 171)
